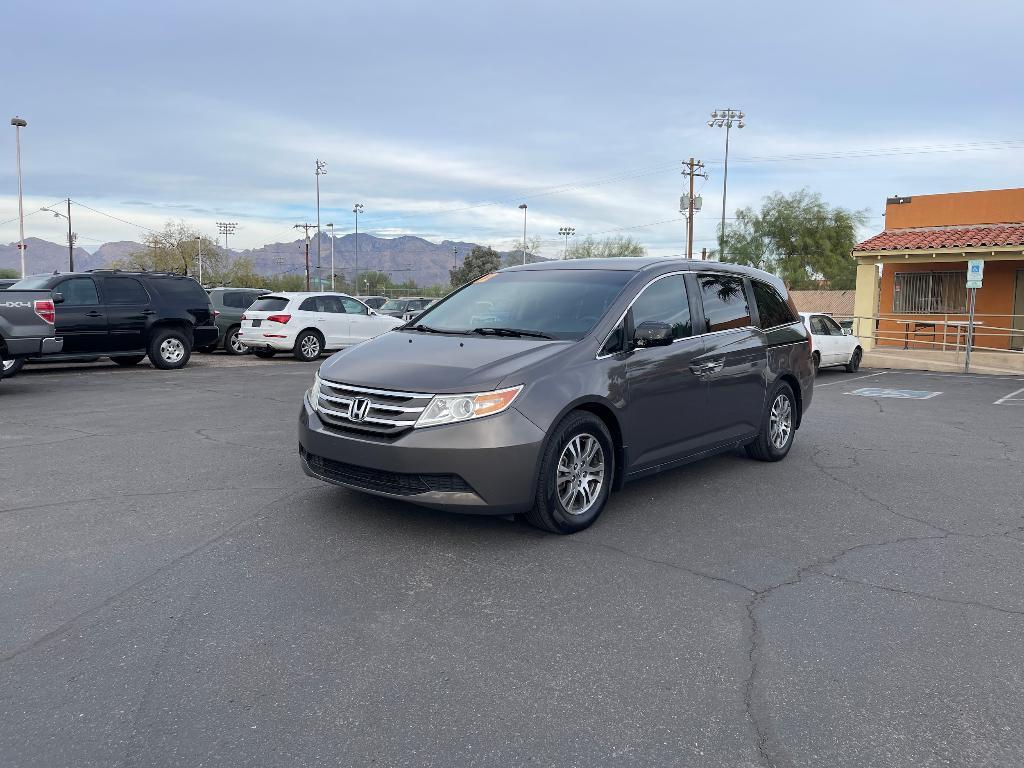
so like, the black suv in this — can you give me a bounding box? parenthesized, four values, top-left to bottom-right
(7, 270, 217, 371)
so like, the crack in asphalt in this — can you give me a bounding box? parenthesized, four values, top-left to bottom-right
(0, 485, 293, 516)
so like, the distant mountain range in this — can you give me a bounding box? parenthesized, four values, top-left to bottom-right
(0, 234, 522, 286)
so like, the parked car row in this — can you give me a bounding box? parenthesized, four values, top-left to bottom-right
(1, 271, 427, 378)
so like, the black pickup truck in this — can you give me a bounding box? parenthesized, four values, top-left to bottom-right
(0, 288, 64, 383)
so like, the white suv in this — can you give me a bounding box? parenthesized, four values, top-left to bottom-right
(239, 292, 404, 361)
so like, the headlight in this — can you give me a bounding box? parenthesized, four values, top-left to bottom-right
(308, 371, 322, 411)
(414, 385, 523, 428)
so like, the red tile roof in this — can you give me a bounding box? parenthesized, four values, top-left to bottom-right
(788, 290, 855, 316)
(853, 223, 1024, 252)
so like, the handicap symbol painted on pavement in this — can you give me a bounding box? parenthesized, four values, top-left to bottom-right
(847, 387, 942, 400)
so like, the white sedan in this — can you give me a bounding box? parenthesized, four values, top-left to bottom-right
(239, 292, 403, 361)
(799, 312, 863, 373)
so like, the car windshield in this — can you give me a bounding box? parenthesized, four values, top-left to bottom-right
(380, 299, 407, 311)
(411, 269, 633, 340)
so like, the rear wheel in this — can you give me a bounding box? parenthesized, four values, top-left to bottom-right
(111, 355, 145, 367)
(293, 330, 323, 362)
(148, 328, 191, 370)
(224, 326, 247, 355)
(811, 350, 821, 374)
(252, 348, 276, 359)
(524, 411, 614, 534)
(2, 358, 25, 378)
(845, 347, 862, 373)
(746, 382, 797, 462)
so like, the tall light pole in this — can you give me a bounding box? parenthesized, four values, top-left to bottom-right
(707, 108, 745, 258)
(452, 246, 458, 271)
(216, 221, 237, 259)
(195, 236, 203, 284)
(325, 223, 335, 290)
(315, 159, 326, 290)
(518, 204, 528, 265)
(558, 226, 575, 259)
(42, 199, 76, 271)
(11, 117, 27, 277)
(353, 203, 364, 290)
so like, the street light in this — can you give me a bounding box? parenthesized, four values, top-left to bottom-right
(325, 223, 335, 290)
(353, 203, 364, 291)
(518, 204, 528, 265)
(315, 159, 326, 290)
(707, 108, 745, 258)
(195, 236, 203, 285)
(10, 116, 27, 277)
(558, 226, 575, 259)
(41, 198, 76, 271)
(216, 221, 237, 258)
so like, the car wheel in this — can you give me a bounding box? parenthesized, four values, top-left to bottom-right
(845, 347, 862, 373)
(148, 328, 192, 370)
(811, 350, 821, 374)
(252, 349, 276, 359)
(2, 357, 25, 378)
(524, 411, 614, 534)
(746, 381, 797, 462)
(111, 355, 145, 367)
(224, 326, 248, 355)
(293, 330, 323, 362)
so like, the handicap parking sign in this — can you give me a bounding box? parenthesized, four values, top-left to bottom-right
(967, 259, 984, 288)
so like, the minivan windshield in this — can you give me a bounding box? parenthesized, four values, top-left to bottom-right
(410, 269, 633, 340)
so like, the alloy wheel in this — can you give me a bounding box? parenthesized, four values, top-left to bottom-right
(556, 434, 605, 515)
(229, 331, 246, 354)
(301, 335, 321, 358)
(769, 393, 792, 450)
(160, 338, 185, 364)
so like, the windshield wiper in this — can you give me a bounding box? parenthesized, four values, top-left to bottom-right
(471, 327, 555, 340)
(406, 323, 466, 335)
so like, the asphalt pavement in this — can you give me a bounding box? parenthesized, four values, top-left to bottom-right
(1, 359, 1023, 767)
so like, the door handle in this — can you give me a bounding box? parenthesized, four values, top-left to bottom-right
(690, 359, 725, 375)
(85, 310, 102, 317)
(142, 309, 156, 315)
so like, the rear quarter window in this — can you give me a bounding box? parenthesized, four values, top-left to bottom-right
(752, 280, 796, 329)
(150, 277, 209, 305)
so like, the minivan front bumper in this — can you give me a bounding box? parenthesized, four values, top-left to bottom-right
(298, 396, 546, 515)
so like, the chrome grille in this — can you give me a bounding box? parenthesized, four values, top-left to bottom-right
(317, 379, 434, 436)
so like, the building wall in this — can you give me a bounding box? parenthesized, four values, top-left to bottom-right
(886, 188, 1024, 230)
(876, 259, 1023, 350)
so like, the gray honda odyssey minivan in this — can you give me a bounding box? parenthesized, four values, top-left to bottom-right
(299, 258, 814, 533)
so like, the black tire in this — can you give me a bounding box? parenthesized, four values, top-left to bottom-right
(524, 411, 615, 534)
(811, 350, 821, 374)
(2, 357, 25, 379)
(745, 381, 797, 462)
(252, 349, 276, 359)
(147, 328, 191, 370)
(111, 355, 145, 367)
(293, 330, 324, 362)
(224, 325, 248, 355)
(845, 347, 862, 373)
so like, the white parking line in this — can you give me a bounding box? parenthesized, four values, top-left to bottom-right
(815, 371, 886, 388)
(994, 387, 1024, 405)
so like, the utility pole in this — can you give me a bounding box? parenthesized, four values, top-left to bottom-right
(452, 246, 458, 271)
(353, 203, 364, 290)
(294, 223, 315, 290)
(558, 226, 575, 259)
(216, 221, 237, 261)
(707, 108, 745, 256)
(315, 159, 326, 290)
(42, 198, 76, 271)
(11, 117, 27, 277)
(325, 223, 335, 290)
(518, 204, 528, 265)
(195, 236, 203, 284)
(680, 158, 707, 259)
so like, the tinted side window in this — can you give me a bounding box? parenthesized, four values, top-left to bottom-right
(250, 297, 289, 312)
(698, 274, 751, 333)
(102, 277, 149, 304)
(317, 296, 344, 313)
(599, 321, 626, 356)
(752, 280, 795, 329)
(152, 277, 207, 304)
(222, 292, 247, 309)
(299, 297, 318, 311)
(340, 297, 367, 315)
(57, 277, 99, 306)
(630, 274, 692, 339)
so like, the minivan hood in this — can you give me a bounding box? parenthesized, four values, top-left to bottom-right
(319, 330, 572, 393)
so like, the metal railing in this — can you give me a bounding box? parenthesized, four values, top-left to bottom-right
(839, 312, 1024, 356)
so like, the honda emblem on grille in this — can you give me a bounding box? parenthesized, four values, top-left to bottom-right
(349, 397, 371, 422)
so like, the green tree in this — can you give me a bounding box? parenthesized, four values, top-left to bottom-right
(112, 220, 221, 278)
(502, 236, 545, 267)
(450, 245, 501, 286)
(0, 268, 19, 279)
(719, 189, 867, 289)
(565, 235, 646, 259)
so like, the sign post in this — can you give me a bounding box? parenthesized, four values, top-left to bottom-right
(964, 259, 984, 372)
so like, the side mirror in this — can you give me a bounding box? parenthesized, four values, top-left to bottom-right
(633, 320, 674, 348)
(52, 292, 65, 305)
(842, 327, 851, 336)
(369, 309, 377, 316)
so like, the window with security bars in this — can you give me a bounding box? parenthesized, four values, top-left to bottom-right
(893, 271, 967, 314)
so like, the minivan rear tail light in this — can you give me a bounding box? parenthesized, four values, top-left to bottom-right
(34, 299, 56, 324)
(241, 313, 247, 320)
(267, 314, 292, 325)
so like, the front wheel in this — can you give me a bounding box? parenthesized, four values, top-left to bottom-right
(746, 382, 797, 462)
(524, 411, 614, 534)
(2, 358, 25, 378)
(148, 328, 192, 370)
(845, 347, 862, 373)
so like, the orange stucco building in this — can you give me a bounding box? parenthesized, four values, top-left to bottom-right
(852, 188, 1024, 351)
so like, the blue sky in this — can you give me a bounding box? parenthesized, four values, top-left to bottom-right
(3, 0, 1024, 258)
